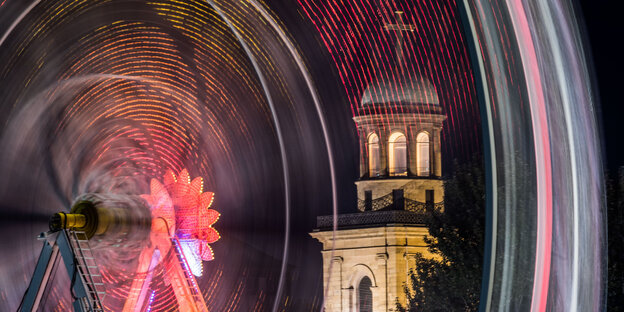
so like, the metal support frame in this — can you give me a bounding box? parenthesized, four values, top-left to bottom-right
(122, 237, 208, 312)
(20, 230, 104, 312)
(20, 234, 60, 311)
(21, 225, 208, 311)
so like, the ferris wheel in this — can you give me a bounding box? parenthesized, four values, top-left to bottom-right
(20, 169, 220, 312)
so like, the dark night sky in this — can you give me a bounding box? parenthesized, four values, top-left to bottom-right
(577, 0, 624, 175)
(268, 0, 624, 206)
(272, 1, 624, 306)
(267, 0, 482, 216)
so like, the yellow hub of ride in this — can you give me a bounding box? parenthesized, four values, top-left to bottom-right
(49, 212, 86, 229)
(49, 199, 113, 239)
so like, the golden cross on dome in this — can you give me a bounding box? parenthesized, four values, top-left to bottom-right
(383, 11, 415, 64)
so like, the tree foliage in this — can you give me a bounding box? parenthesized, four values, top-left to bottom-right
(397, 158, 485, 311)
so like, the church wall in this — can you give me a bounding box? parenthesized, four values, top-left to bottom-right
(407, 128, 419, 177)
(313, 107, 447, 311)
(355, 179, 444, 204)
(354, 114, 445, 179)
(433, 128, 442, 177)
(359, 133, 367, 178)
(311, 225, 436, 311)
(405, 125, 435, 177)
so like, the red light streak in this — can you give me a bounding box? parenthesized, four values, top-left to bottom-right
(298, 0, 481, 165)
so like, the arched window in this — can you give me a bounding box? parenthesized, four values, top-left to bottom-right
(358, 276, 373, 312)
(417, 132, 430, 176)
(388, 132, 407, 176)
(368, 133, 380, 177)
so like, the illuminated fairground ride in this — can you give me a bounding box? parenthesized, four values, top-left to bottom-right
(20, 169, 219, 312)
(0, 0, 609, 310)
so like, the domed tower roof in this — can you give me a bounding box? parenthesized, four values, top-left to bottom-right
(360, 76, 439, 108)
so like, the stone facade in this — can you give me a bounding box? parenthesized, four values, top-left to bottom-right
(310, 224, 435, 311)
(311, 74, 446, 311)
(352, 112, 446, 215)
(355, 179, 444, 206)
(353, 113, 446, 179)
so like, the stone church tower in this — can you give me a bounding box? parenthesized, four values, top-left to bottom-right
(310, 75, 446, 311)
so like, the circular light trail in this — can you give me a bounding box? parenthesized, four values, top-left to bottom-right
(0, 0, 335, 311)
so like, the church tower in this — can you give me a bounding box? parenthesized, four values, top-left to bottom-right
(310, 12, 446, 310)
(354, 77, 446, 211)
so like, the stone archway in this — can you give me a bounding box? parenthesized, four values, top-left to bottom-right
(347, 264, 378, 312)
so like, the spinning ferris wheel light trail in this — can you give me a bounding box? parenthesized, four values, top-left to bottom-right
(20, 169, 219, 312)
(0, 0, 608, 310)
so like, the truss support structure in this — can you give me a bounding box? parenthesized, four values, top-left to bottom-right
(20, 230, 105, 312)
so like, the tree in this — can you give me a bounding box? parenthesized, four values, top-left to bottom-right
(397, 157, 485, 312)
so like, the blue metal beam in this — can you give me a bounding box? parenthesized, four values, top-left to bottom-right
(20, 238, 59, 312)
(56, 230, 89, 311)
